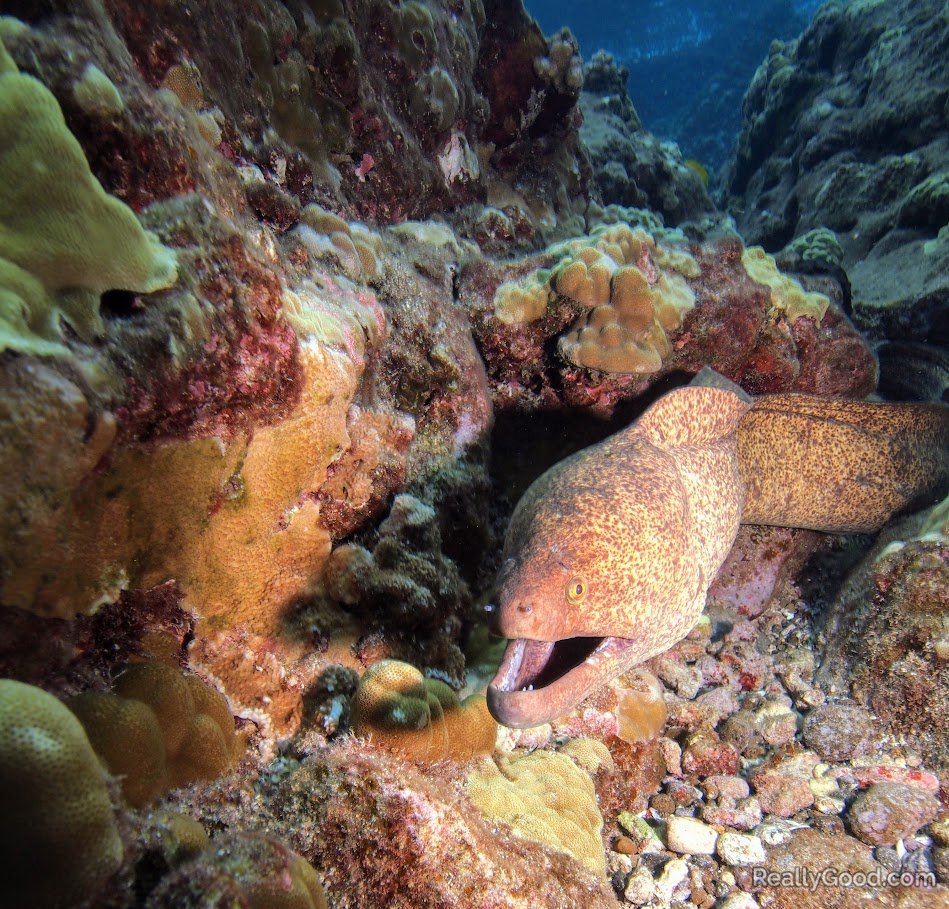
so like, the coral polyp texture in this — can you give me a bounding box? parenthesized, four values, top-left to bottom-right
(466, 748, 606, 875)
(493, 224, 699, 374)
(67, 661, 243, 807)
(0, 679, 123, 908)
(0, 38, 176, 356)
(351, 658, 497, 762)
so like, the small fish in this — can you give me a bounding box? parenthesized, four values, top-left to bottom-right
(684, 158, 709, 188)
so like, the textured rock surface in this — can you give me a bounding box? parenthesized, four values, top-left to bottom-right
(817, 496, 949, 770)
(722, 0, 949, 343)
(579, 51, 716, 230)
(846, 782, 940, 847)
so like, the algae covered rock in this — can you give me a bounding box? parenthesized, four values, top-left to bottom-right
(722, 0, 949, 343)
(0, 37, 176, 355)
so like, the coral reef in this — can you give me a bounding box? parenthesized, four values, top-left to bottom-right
(0, 679, 123, 908)
(0, 2, 946, 907)
(351, 658, 497, 762)
(67, 660, 243, 807)
(722, 0, 949, 343)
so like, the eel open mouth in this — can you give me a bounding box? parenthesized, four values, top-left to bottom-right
(487, 635, 639, 728)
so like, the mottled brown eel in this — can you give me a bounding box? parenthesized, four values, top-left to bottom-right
(487, 369, 949, 728)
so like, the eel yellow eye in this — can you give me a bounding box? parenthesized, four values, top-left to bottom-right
(566, 578, 587, 603)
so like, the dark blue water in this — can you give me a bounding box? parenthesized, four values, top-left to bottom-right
(527, 0, 830, 170)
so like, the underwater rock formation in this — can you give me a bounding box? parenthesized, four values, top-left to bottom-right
(817, 495, 949, 772)
(0, 1, 947, 907)
(579, 51, 717, 230)
(722, 0, 949, 344)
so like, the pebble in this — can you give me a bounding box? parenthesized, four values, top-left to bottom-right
(756, 702, 799, 748)
(813, 795, 846, 815)
(658, 737, 683, 777)
(682, 731, 740, 776)
(802, 703, 876, 761)
(655, 857, 689, 902)
(623, 867, 654, 905)
(757, 818, 805, 847)
(666, 779, 703, 806)
(702, 775, 750, 802)
(931, 819, 949, 847)
(721, 710, 761, 756)
(874, 845, 901, 873)
(703, 796, 762, 831)
(933, 846, 949, 884)
(656, 657, 703, 699)
(717, 894, 760, 909)
(747, 751, 819, 817)
(666, 815, 719, 855)
(614, 835, 638, 856)
(846, 781, 940, 846)
(716, 832, 766, 866)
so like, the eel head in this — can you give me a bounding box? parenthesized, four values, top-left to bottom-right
(486, 379, 751, 729)
(486, 434, 699, 728)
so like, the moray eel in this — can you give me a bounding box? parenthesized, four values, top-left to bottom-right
(487, 369, 949, 728)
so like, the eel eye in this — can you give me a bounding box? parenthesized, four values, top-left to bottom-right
(566, 577, 587, 604)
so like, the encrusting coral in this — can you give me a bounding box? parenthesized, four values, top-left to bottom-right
(741, 245, 829, 323)
(351, 659, 497, 762)
(67, 661, 244, 807)
(0, 37, 177, 356)
(466, 748, 606, 875)
(0, 679, 123, 908)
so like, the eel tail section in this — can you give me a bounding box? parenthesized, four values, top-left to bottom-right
(737, 395, 949, 534)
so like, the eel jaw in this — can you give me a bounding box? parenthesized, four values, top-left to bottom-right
(487, 635, 639, 728)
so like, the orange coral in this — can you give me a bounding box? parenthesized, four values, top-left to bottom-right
(67, 661, 243, 807)
(351, 659, 497, 762)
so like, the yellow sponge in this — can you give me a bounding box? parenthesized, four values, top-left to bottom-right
(0, 679, 123, 908)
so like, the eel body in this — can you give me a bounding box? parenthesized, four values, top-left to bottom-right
(487, 373, 949, 728)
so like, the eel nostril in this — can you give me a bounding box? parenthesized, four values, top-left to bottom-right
(517, 603, 532, 614)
